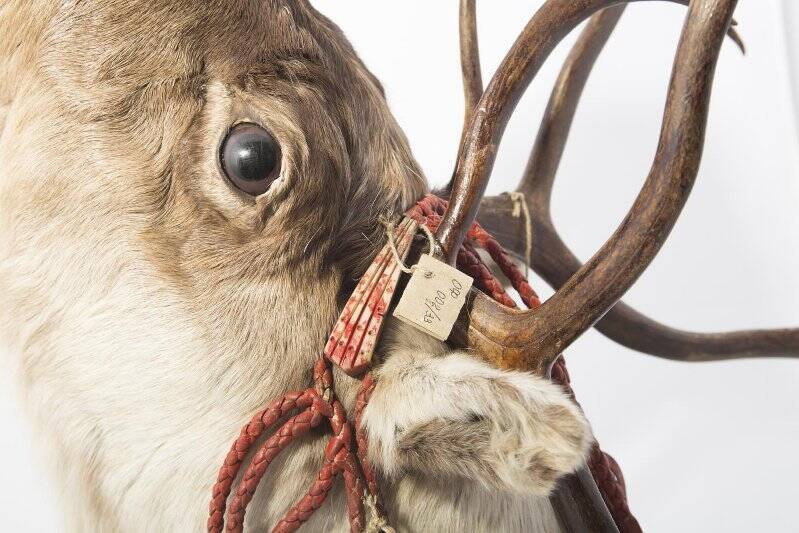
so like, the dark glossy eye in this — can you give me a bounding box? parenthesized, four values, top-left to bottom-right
(220, 123, 282, 196)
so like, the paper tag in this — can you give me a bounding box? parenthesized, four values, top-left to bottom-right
(392, 254, 474, 341)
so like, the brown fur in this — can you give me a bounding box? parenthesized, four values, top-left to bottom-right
(0, 2, 589, 531)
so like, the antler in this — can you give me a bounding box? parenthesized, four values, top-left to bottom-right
(474, 5, 799, 363)
(459, 0, 482, 145)
(438, 0, 742, 375)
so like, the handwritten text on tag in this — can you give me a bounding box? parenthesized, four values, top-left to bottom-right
(392, 254, 473, 341)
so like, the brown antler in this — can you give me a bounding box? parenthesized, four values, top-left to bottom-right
(474, 5, 799, 363)
(459, 0, 482, 145)
(438, 0, 741, 374)
(477, 198, 799, 362)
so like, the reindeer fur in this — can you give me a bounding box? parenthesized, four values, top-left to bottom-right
(0, 1, 591, 531)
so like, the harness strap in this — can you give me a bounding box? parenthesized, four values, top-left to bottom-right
(207, 194, 639, 533)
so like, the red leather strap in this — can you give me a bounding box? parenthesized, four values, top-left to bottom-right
(207, 390, 323, 532)
(354, 373, 380, 498)
(226, 401, 330, 532)
(209, 359, 369, 533)
(272, 402, 364, 533)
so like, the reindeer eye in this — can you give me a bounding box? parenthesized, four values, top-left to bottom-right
(220, 123, 282, 196)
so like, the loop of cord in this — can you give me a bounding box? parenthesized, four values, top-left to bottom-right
(381, 217, 436, 276)
(507, 191, 533, 278)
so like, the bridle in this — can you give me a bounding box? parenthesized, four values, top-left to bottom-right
(208, 194, 635, 532)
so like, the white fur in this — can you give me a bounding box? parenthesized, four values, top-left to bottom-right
(367, 325, 592, 496)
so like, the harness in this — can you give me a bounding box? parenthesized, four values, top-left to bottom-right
(207, 194, 638, 533)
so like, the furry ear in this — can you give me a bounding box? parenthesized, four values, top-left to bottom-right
(362, 332, 593, 496)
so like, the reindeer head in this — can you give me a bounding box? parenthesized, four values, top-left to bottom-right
(0, 0, 427, 384)
(2, 0, 797, 530)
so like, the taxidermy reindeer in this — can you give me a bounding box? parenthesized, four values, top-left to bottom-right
(0, 0, 796, 532)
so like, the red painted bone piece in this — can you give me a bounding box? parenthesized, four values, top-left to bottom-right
(324, 217, 419, 376)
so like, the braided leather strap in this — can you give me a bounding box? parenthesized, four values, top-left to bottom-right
(226, 399, 330, 531)
(273, 401, 364, 533)
(354, 373, 380, 498)
(468, 222, 541, 308)
(209, 358, 369, 533)
(208, 390, 323, 532)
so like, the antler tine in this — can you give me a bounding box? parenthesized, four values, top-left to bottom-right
(519, 1, 741, 209)
(595, 307, 799, 361)
(438, 0, 602, 262)
(478, 199, 799, 362)
(510, 0, 741, 367)
(459, 0, 483, 144)
(441, 0, 685, 262)
(439, 0, 743, 265)
(474, 2, 797, 363)
(442, 0, 740, 372)
(520, 5, 626, 213)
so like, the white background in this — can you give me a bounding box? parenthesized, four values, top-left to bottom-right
(2, 1, 798, 531)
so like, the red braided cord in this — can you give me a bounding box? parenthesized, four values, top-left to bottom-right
(210, 357, 368, 533)
(313, 356, 334, 398)
(462, 241, 517, 308)
(328, 403, 366, 533)
(272, 451, 339, 533)
(468, 222, 541, 308)
(605, 450, 627, 496)
(272, 402, 364, 533)
(354, 373, 379, 498)
(341, 453, 368, 532)
(208, 390, 322, 532)
(225, 400, 330, 532)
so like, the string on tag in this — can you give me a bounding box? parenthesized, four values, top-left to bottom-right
(363, 493, 396, 533)
(507, 191, 533, 278)
(381, 217, 437, 277)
